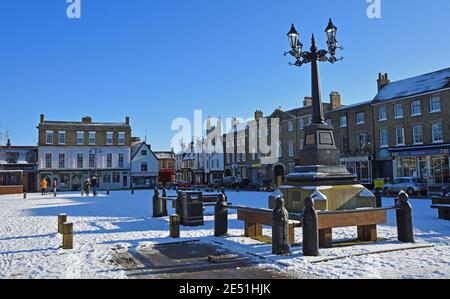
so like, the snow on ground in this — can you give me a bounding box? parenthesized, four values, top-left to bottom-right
(0, 190, 449, 279)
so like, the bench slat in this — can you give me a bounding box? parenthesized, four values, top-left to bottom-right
(318, 209, 387, 229)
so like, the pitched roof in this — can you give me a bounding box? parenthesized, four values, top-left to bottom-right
(373, 68, 450, 104)
(131, 142, 157, 160)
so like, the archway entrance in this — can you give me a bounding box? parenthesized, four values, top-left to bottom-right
(274, 165, 285, 187)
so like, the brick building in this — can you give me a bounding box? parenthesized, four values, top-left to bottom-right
(37, 115, 132, 191)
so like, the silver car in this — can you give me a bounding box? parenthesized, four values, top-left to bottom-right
(383, 177, 427, 196)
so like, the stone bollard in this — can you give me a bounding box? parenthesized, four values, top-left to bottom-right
(62, 222, 73, 250)
(272, 196, 290, 255)
(214, 194, 228, 237)
(302, 197, 320, 256)
(396, 191, 415, 243)
(58, 214, 67, 234)
(170, 214, 180, 238)
(23, 192, 27, 199)
(161, 189, 168, 217)
(152, 189, 163, 218)
(375, 188, 382, 208)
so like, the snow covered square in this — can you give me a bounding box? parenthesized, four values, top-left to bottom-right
(0, 190, 449, 279)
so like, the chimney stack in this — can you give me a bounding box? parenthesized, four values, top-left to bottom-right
(330, 91, 341, 110)
(125, 116, 130, 125)
(303, 96, 313, 107)
(82, 116, 92, 124)
(6, 139, 11, 148)
(254, 110, 264, 120)
(377, 73, 390, 91)
(40, 114, 45, 124)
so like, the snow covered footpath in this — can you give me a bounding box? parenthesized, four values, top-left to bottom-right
(0, 190, 449, 279)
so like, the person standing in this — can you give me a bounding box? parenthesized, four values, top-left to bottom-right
(53, 178, 58, 196)
(84, 178, 91, 196)
(91, 176, 98, 196)
(40, 178, 47, 195)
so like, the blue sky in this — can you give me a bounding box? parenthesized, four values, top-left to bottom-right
(0, 0, 449, 150)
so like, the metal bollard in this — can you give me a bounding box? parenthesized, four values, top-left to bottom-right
(152, 189, 163, 218)
(375, 188, 382, 208)
(131, 188, 135, 195)
(54, 189, 57, 197)
(175, 191, 184, 225)
(107, 189, 110, 195)
(23, 192, 27, 199)
(161, 188, 168, 217)
(58, 214, 67, 234)
(302, 197, 320, 256)
(396, 191, 415, 243)
(81, 189, 84, 196)
(62, 222, 73, 250)
(272, 196, 290, 255)
(170, 215, 180, 238)
(214, 194, 228, 237)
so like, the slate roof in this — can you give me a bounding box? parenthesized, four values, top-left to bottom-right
(373, 68, 450, 104)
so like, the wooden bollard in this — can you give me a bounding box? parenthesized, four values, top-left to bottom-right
(62, 222, 73, 250)
(58, 214, 67, 234)
(170, 215, 180, 238)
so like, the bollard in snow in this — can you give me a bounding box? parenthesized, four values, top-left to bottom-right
(396, 191, 415, 243)
(58, 214, 67, 234)
(221, 187, 226, 195)
(54, 189, 57, 198)
(161, 188, 168, 217)
(152, 189, 163, 218)
(272, 196, 290, 255)
(214, 194, 228, 237)
(23, 192, 27, 199)
(175, 191, 184, 225)
(170, 215, 180, 238)
(442, 187, 448, 197)
(62, 222, 73, 250)
(302, 197, 320, 256)
(131, 187, 135, 195)
(106, 189, 110, 196)
(375, 188, 382, 208)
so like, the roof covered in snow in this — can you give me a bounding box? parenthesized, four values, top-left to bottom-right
(373, 68, 450, 104)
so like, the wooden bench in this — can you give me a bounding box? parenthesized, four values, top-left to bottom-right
(317, 209, 387, 248)
(431, 197, 450, 220)
(237, 208, 300, 245)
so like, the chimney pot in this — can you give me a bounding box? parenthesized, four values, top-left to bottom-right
(40, 114, 45, 124)
(377, 72, 390, 91)
(330, 91, 341, 110)
(82, 116, 92, 124)
(125, 116, 130, 125)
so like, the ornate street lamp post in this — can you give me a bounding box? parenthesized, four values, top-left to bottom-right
(284, 19, 355, 184)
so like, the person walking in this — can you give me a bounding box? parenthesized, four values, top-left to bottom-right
(91, 176, 98, 196)
(40, 178, 47, 196)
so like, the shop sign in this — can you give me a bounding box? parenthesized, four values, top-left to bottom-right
(397, 149, 446, 157)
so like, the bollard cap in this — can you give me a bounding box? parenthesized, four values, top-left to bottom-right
(304, 197, 315, 210)
(275, 196, 285, 209)
(398, 191, 409, 203)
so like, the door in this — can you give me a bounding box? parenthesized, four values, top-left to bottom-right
(123, 175, 128, 188)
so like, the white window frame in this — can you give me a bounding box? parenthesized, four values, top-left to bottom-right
(339, 116, 347, 128)
(411, 100, 422, 116)
(58, 153, 65, 169)
(378, 107, 387, 121)
(118, 132, 125, 145)
(395, 127, 405, 146)
(288, 140, 294, 157)
(46, 131, 53, 145)
(379, 129, 389, 148)
(45, 153, 52, 169)
(432, 122, 443, 144)
(430, 96, 441, 113)
(106, 132, 113, 145)
(356, 112, 365, 125)
(394, 104, 404, 119)
(89, 132, 96, 145)
(77, 131, 84, 145)
(287, 121, 294, 132)
(58, 131, 66, 145)
(413, 125, 423, 145)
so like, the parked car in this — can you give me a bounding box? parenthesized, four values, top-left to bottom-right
(212, 179, 225, 189)
(176, 180, 191, 188)
(232, 178, 252, 189)
(223, 176, 240, 187)
(383, 177, 427, 196)
(261, 179, 275, 192)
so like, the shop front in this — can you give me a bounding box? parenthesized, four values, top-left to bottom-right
(340, 156, 373, 187)
(392, 147, 450, 191)
(132, 171, 157, 189)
